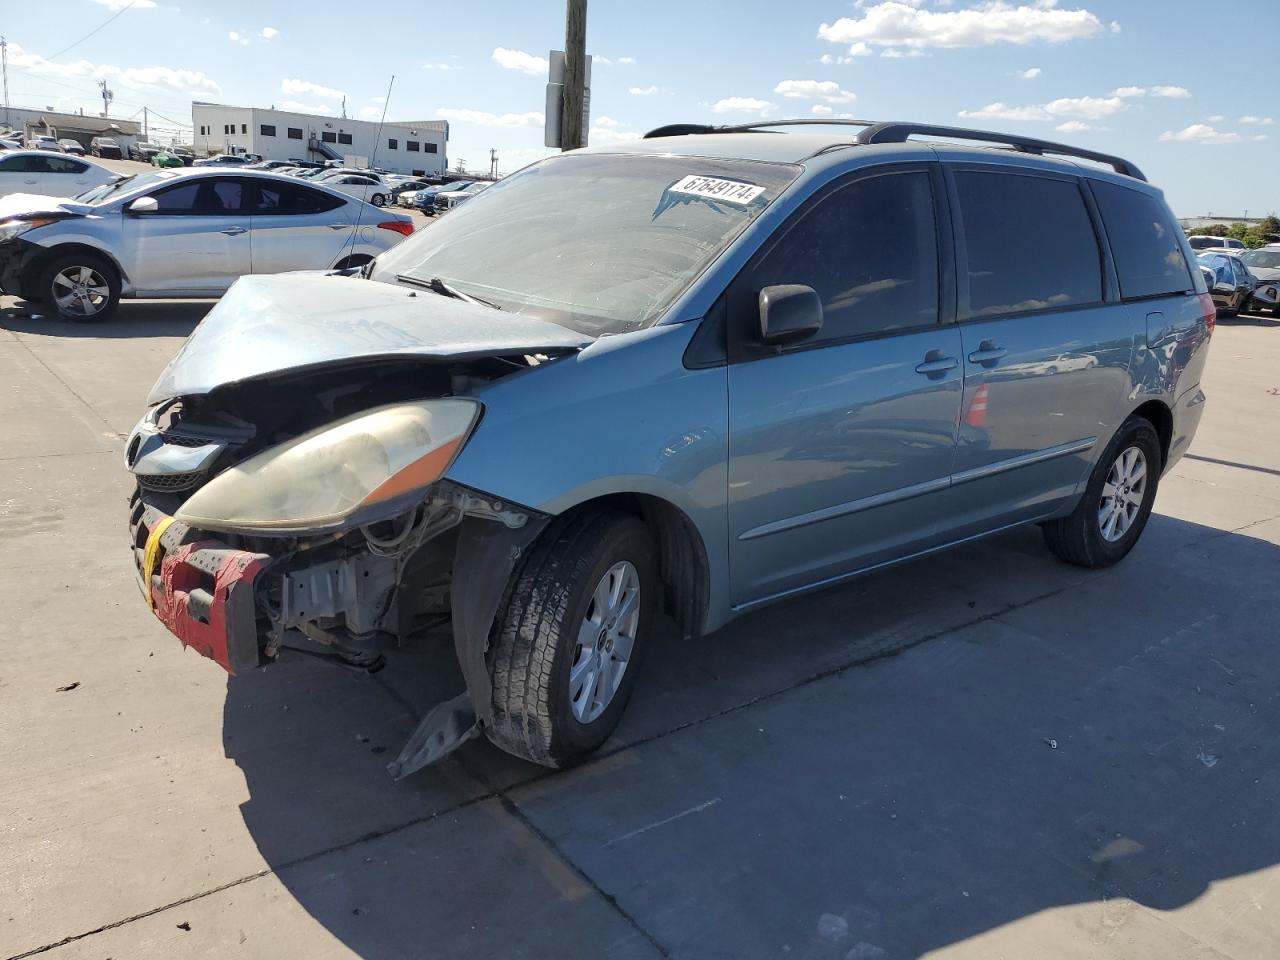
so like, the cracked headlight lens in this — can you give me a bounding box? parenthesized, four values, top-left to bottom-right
(175, 399, 479, 531)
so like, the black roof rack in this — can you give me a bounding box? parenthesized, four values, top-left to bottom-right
(642, 118, 1146, 181)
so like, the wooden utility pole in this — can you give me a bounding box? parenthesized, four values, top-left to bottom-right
(561, 0, 587, 151)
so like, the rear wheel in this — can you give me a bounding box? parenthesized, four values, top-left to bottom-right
(1041, 416, 1162, 568)
(487, 509, 657, 767)
(39, 252, 120, 323)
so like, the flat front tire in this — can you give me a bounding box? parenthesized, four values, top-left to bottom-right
(487, 509, 657, 768)
(1041, 416, 1162, 568)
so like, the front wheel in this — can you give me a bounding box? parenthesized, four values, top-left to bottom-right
(1041, 416, 1162, 568)
(39, 252, 121, 323)
(487, 509, 657, 767)
(371, 193, 387, 207)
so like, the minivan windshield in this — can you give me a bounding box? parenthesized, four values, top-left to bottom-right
(371, 153, 801, 336)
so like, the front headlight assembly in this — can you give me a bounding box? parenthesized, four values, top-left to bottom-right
(175, 399, 480, 533)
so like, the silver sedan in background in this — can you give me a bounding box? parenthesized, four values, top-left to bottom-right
(0, 168, 414, 321)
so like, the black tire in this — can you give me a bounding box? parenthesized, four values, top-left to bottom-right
(1042, 415, 1162, 568)
(371, 193, 387, 207)
(487, 508, 658, 768)
(39, 251, 121, 323)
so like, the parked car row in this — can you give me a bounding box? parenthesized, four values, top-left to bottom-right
(0, 150, 118, 199)
(1197, 247, 1280, 317)
(0, 168, 414, 322)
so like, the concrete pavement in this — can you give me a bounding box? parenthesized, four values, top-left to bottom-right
(2, 299, 1278, 960)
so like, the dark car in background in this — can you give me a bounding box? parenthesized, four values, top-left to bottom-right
(58, 139, 86, 156)
(90, 137, 123, 159)
(1198, 252, 1260, 316)
(1239, 247, 1280, 316)
(128, 141, 164, 162)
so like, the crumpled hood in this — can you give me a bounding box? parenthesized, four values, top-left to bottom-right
(0, 193, 92, 219)
(1249, 266, 1280, 282)
(148, 273, 592, 403)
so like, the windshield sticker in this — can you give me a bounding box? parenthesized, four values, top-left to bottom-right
(668, 175, 766, 205)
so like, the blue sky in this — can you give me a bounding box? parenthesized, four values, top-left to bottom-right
(6, 0, 1276, 215)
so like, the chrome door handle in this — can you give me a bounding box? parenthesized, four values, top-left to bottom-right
(327, 223, 350, 230)
(967, 341, 1007, 365)
(915, 352, 958, 377)
(220, 225, 247, 236)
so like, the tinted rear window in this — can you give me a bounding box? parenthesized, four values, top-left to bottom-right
(1092, 181, 1192, 299)
(954, 171, 1101, 318)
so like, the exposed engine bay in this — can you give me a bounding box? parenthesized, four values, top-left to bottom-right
(127, 352, 558, 778)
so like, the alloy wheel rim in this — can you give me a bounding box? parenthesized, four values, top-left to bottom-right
(569, 560, 640, 724)
(1098, 445, 1147, 542)
(52, 266, 109, 317)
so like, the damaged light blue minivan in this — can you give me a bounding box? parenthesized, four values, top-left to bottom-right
(126, 120, 1213, 777)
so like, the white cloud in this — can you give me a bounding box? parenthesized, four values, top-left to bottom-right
(959, 101, 1051, 121)
(7, 44, 223, 97)
(1111, 86, 1145, 97)
(1043, 95, 1124, 119)
(1208, 114, 1225, 122)
(359, 106, 385, 120)
(281, 78, 345, 100)
(629, 85, 659, 96)
(492, 47, 548, 76)
(279, 100, 334, 115)
(1018, 67, 1041, 79)
(711, 97, 774, 116)
(259, 27, 279, 41)
(1240, 115, 1274, 125)
(423, 62, 461, 71)
(879, 48, 926, 57)
(812, 104, 834, 115)
(436, 107, 544, 128)
(819, 1, 1105, 53)
(1159, 124, 1240, 145)
(1252, 134, 1270, 141)
(228, 31, 248, 46)
(88, 0, 156, 8)
(774, 79, 856, 104)
(617, 56, 636, 65)
(1150, 85, 1190, 98)
(594, 116, 620, 127)
(819, 42, 872, 64)
(1055, 120, 1092, 132)
(589, 125, 641, 144)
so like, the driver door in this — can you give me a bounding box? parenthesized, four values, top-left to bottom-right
(123, 176, 252, 294)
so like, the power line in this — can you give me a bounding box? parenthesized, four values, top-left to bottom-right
(44, 0, 140, 62)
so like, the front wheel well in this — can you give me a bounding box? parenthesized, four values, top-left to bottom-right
(555, 493, 710, 641)
(23, 243, 127, 298)
(1131, 399, 1173, 468)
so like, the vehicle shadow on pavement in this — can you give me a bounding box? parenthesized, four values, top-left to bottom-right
(1217, 311, 1279, 329)
(0, 299, 211, 337)
(221, 512, 1280, 958)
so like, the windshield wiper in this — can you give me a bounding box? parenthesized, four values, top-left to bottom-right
(396, 275, 501, 310)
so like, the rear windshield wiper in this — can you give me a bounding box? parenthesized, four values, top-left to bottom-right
(396, 274, 501, 310)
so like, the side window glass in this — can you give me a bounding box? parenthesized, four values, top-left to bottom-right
(0, 155, 27, 171)
(753, 171, 939, 343)
(1091, 180, 1192, 299)
(150, 181, 202, 214)
(953, 170, 1101, 317)
(252, 182, 345, 215)
(209, 179, 243, 212)
(47, 157, 85, 174)
(150, 179, 244, 215)
(22, 156, 54, 173)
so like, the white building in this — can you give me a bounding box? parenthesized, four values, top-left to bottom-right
(190, 103, 448, 177)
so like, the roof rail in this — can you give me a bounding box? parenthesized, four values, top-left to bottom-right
(857, 122, 1145, 180)
(641, 118, 1145, 181)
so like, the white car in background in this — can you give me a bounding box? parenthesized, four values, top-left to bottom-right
(0, 169, 413, 322)
(0, 150, 118, 200)
(432, 181, 490, 213)
(314, 172, 393, 208)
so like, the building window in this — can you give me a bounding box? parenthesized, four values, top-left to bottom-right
(260, 124, 276, 137)
(407, 141, 420, 152)
(425, 143, 438, 154)
(321, 131, 337, 143)
(224, 124, 232, 135)
(337, 132, 352, 145)
(287, 127, 303, 140)
(387, 138, 398, 150)
(241, 124, 247, 134)
(412, 169, 426, 177)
